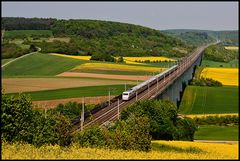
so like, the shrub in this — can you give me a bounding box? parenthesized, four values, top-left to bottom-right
(1, 93, 35, 143)
(174, 118, 198, 141)
(120, 99, 197, 141)
(190, 77, 222, 87)
(75, 126, 107, 148)
(1, 92, 72, 147)
(111, 114, 151, 151)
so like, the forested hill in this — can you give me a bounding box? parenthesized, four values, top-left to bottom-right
(2, 17, 193, 58)
(163, 29, 238, 46)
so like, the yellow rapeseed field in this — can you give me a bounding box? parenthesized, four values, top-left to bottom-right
(2, 141, 238, 159)
(72, 63, 165, 72)
(224, 46, 239, 50)
(123, 56, 176, 62)
(200, 68, 238, 86)
(184, 113, 239, 119)
(50, 53, 91, 60)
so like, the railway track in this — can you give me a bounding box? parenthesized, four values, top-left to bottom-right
(72, 42, 219, 133)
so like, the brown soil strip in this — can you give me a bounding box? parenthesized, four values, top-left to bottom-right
(57, 72, 151, 81)
(2, 78, 136, 93)
(33, 96, 111, 109)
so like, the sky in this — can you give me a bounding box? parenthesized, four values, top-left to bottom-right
(1, 1, 239, 31)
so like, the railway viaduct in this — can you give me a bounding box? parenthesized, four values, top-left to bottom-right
(72, 41, 220, 133)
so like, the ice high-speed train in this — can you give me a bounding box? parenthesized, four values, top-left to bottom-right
(122, 65, 179, 101)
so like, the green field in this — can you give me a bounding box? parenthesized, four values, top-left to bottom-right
(201, 59, 239, 68)
(4, 30, 53, 39)
(194, 125, 238, 141)
(2, 53, 85, 77)
(6, 84, 134, 101)
(179, 86, 238, 114)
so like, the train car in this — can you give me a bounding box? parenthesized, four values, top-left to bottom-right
(122, 65, 179, 101)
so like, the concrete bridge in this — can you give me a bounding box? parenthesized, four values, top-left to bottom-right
(72, 41, 220, 132)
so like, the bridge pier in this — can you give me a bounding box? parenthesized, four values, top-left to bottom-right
(156, 53, 203, 107)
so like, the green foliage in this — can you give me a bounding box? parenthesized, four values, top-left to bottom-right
(1, 92, 72, 147)
(2, 17, 56, 30)
(190, 77, 222, 87)
(30, 40, 79, 55)
(1, 42, 35, 59)
(4, 30, 53, 40)
(120, 99, 197, 141)
(164, 31, 215, 47)
(75, 126, 108, 148)
(174, 118, 197, 141)
(49, 102, 95, 121)
(163, 29, 238, 46)
(74, 114, 151, 151)
(204, 44, 238, 62)
(192, 115, 239, 126)
(111, 114, 151, 151)
(1, 93, 35, 143)
(2, 17, 194, 58)
(90, 52, 115, 62)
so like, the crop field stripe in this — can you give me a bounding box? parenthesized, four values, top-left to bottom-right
(6, 84, 135, 101)
(194, 125, 239, 141)
(179, 86, 239, 114)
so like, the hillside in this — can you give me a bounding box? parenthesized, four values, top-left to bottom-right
(163, 31, 215, 47)
(2, 17, 193, 58)
(163, 29, 238, 46)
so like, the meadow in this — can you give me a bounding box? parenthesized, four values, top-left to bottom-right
(2, 77, 137, 93)
(6, 84, 134, 101)
(194, 125, 238, 141)
(2, 53, 85, 77)
(2, 140, 238, 159)
(201, 59, 238, 68)
(200, 67, 238, 86)
(178, 86, 238, 114)
(71, 62, 166, 75)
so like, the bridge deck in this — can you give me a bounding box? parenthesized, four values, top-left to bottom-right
(72, 43, 218, 133)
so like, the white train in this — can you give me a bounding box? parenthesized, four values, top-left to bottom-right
(122, 65, 179, 101)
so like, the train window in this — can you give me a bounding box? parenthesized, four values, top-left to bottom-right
(123, 93, 129, 95)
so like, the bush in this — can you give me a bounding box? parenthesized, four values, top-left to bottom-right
(90, 52, 115, 62)
(120, 99, 197, 141)
(1, 93, 35, 143)
(174, 118, 197, 141)
(74, 126, 107, 148)
(74, 114, 151, 151)
(111, 114, 151, 151)
(190, 77, 222, 87)
(1, 92, 72, 147)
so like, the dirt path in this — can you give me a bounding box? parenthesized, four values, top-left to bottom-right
(1, 47, 41, 68)
(33, 96, 111, 109)
(57, 72, 152, 81)
(194, 140, 238, 144)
